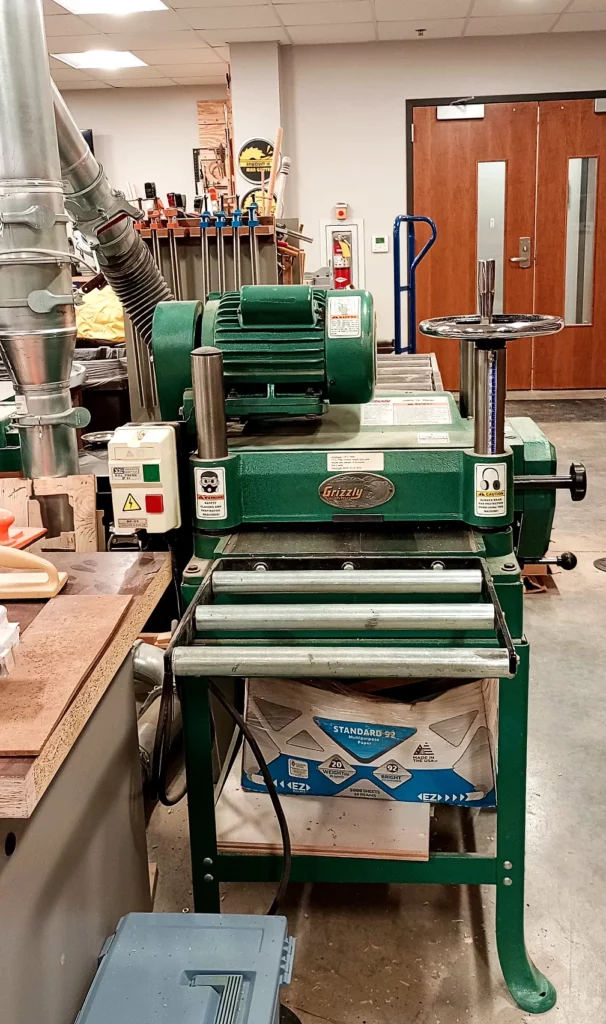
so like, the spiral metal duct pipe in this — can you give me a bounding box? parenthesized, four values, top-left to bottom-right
(0, 0, 83, 477)
(52, 84, 174, 347)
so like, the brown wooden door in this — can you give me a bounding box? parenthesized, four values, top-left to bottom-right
(534, 100, 606, 389)
(413, 102, 538, 391)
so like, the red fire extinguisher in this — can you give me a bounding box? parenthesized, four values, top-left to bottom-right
(332, 233, 352, 289)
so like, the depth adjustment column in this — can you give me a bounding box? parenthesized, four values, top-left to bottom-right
(473, 259, 507, 456)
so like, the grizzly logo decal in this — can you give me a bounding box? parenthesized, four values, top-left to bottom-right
(318, 473, 395, 510)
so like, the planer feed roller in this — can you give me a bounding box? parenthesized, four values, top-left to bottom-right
(143, 264, 586, 1015)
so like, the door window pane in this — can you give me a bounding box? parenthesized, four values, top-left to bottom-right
(565, 157, 597, 325)
(477, 162, 506, 315)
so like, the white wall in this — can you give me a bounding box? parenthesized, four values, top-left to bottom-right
(279, 32, 606, 340)
(60, 84, 227, 202)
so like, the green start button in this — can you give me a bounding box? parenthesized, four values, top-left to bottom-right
(143, 463, 161, 483)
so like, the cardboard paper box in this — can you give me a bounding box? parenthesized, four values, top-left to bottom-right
(243, 677, 497, 807)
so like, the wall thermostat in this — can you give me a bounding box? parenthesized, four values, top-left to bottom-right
(372, 235, 390, 253)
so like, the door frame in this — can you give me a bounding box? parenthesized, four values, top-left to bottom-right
(406, 89, 606, 213)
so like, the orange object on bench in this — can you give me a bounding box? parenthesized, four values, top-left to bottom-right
(0, 508, 46, 549)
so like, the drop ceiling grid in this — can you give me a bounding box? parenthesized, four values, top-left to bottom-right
(45, 0, 606, 89)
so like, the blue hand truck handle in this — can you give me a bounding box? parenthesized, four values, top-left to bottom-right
(393, 214, 437, 355)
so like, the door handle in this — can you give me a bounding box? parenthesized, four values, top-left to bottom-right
(509, 236, 531, 269)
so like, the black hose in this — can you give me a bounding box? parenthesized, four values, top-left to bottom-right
(208, 680, 292, 915)
(100, 232, 174, 346)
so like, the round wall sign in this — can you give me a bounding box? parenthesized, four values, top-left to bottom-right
(238, 138, 274, 185)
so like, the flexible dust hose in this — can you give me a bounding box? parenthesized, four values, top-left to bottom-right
(52, 83, 173, 345)
(99, 233, 174, 346)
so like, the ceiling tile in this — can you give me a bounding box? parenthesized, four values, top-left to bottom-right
(92, 65, 168, 79)
(170, 75, 227, 84)
(569, 0, 606, 9)
(51, 68, 96, 82)
(465, 13, 558, 31)
(376, 0, 471, 18)
(171, 0, 266, 5)
(44, 13, 95, 34)
(199, 26, 290, 43)
(472, 0, 567, 13)
(378, 17, 465, 37)
(111, 78, 178, 87)
(156, 60, 225, 75)
(49, 33, 112, 51)
(179, 5, 279, 29)
(104, 29, 208, 47)
(287, 22, 375, 40)
(133, 47, 224, 63)
(84, 10, 190, 32)
(58, 81, 112, 89)
(553, 9, 606, 26)
(277, 1, 372, 25)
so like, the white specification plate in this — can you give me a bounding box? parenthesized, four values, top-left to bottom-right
(327, 451, 384, 472)
(475, 463, 507, 517)
(361, 395, 452, 426)
(111, 464, 143, 482)
(417, 432, 450, 444)
(327, 294, 361, 338)
(195, 466, 227, 520)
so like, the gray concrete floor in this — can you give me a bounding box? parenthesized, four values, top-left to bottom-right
(148, 420, 606, 1024)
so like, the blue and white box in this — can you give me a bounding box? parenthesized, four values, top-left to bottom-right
(242, 677, 497, 807)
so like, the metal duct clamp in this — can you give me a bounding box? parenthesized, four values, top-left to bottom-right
(63, 165, 141, 242)
(14, 406, 90, 429)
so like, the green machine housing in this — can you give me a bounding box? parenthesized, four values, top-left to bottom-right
(151, 283, 586, 1015)
(151, 285, 563, 567)
(154, 285, 374, 421)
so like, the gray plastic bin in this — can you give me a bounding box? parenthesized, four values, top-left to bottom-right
(75, 913, 295, 1024)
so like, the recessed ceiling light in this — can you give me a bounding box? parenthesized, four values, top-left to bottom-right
(53, 50, 147, 69)
(54, 1, 168, 13)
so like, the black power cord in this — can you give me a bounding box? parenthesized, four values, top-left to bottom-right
(208, 680, 292, 916)
(150, 666, 292, 914)
(152, 666, 186, 806)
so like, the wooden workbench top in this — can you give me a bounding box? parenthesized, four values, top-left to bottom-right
(0, 552, 172, 819)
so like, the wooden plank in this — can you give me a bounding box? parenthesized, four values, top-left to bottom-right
(0, 552, 171, 817)
(216, 756, 430, 862)
(33, 475, 97, 552)
(0, 594, 132, 756)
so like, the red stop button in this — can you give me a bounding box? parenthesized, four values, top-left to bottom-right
(145, 494, 164, 514)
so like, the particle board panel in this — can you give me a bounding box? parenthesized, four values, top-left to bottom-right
(0, 553, 171, 815)
(0, 594, 132, 756)
(216, 756, 430, 862)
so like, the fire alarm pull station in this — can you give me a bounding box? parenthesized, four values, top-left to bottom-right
(335, 203, 348, 221)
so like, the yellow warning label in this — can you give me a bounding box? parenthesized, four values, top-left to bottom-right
(122, 493, 142, 512)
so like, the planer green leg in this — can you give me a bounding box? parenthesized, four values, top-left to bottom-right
(495, 646, 556, 1012)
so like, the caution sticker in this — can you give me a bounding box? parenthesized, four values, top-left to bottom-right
(195, 466, 227, 521)
(122, 493, 142, 512)
(475, 463, 507, 517)
(327, 294, 362, 338)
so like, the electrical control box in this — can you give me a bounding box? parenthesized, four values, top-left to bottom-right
(108, 425, 181, 535)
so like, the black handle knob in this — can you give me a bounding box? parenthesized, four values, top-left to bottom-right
(568, 463, 587, 502)
(556, 551, 577, 570)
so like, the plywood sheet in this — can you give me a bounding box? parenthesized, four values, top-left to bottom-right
(0, 594, 132, 756)
(216, 756, 429, 862)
